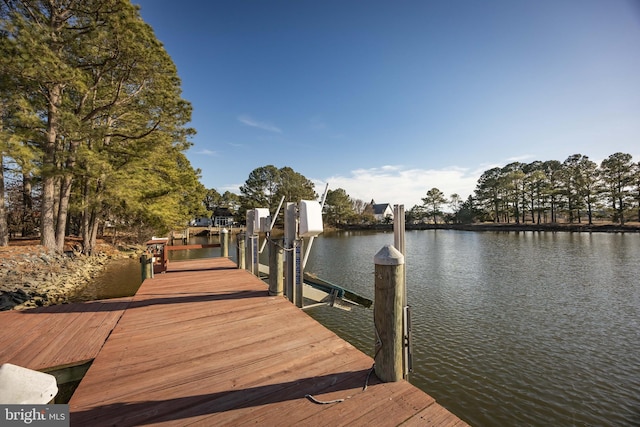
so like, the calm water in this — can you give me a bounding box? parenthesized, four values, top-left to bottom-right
(77, 230, 640, 426)
(71, 257, 142, 301)
(72, 234, 232, 301)
(304, 230, 640, 427)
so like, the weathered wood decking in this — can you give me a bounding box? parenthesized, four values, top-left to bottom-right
(2, 258, 467, 426)
(0, 297, 131, 372)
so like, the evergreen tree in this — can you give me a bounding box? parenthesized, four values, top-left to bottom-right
(456, 195, 481, 224)
(277, 166, 316, 204)
(204, 189, 222, 211)
(449, 193, 462, 224)
(523, 161, 546, 224)
(475, 167, 503, 222)
(239, 165, 280, 214)
(2, 0, 198, 251)
(633, 162, 640, 222)
(575, 155, 599, 225)
(561, 155, 585, 223)
(325, 188, 355, 225)
(239, 165, 316, 220)
(600, 152, 634, 225)
(422, 187, 446, 225)
(542, 160, 563, 223)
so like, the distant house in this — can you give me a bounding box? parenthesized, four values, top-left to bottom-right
(372, 203, 394, 222)
(191, 216, 212, 227)
(213, 207, 235, 227)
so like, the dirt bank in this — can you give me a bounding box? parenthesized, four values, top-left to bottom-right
(0, 242, 142, 311)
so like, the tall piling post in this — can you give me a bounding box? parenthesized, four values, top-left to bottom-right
(220, 228, 229, 257)
(236, 232, 246, 269)
(268, 238, 284, 296)
(374, 244, 405, 382)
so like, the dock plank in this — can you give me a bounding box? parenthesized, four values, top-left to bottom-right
(0, 298, 131, 371)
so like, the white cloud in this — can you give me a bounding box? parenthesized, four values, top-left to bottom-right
(318, 165, 482, 208)
(220, 183, 243, 193)
(237, 115, 282, 133)
(196, 149, 217, 156)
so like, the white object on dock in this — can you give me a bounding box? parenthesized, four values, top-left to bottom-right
(0, 363, 58, 404)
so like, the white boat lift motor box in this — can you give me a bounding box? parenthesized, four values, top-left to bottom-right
(253, 208, 271, 233)
(0, 363, 58, 404)
(299, 200, 323, 237)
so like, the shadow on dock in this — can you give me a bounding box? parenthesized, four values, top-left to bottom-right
(72, 369, 380, 425)
(19, 290, 265, 313)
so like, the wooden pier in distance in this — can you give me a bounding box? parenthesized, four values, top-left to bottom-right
(1, 257, 467, 426)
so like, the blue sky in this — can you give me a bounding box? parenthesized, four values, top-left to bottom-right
(135, 0, 640, 208)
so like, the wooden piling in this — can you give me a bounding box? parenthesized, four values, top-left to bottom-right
(268, 238, 284, 296)
(140, 253, 153, 281)
(220, 228, 229, 257)
(374, 244, 405, 382)
(236, 232, 246, 269)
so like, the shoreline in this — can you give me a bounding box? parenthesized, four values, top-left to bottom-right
(334, 222, 640, 233)
(0, 243, 143, 311)
(2, 221, 638, 310)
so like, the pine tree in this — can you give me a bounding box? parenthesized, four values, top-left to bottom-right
(2, 0, 198, 252)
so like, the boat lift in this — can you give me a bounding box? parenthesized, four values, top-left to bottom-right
(243, 187, 372, 311)
(243, 200, 410, 378)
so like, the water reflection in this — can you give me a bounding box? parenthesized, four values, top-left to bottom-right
(71, 257, 142, 301)
(167, 234, 240, 262)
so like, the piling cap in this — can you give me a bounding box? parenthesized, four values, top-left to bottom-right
(374, 244, 405, 265)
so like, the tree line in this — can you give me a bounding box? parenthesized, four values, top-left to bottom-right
(201, 165, 318, 224)
(0, 0, 206, 253)
(201, 165, 379, 227)
(226, 153, 640, 228)
(410, 152, 640, 226)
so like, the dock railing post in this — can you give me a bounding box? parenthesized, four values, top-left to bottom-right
(220, 228, 229, 257)
(237, 232, 246, 270)
(268, 238, 284, 296)
(374, 244, 405, 382)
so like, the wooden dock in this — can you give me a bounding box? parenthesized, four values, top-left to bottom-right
(1, 258, 467, 426)
(0, 297, 132, 372)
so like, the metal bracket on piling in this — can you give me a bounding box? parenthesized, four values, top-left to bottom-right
(394, 204, 413, 379)
(404, 305, 413, 375)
